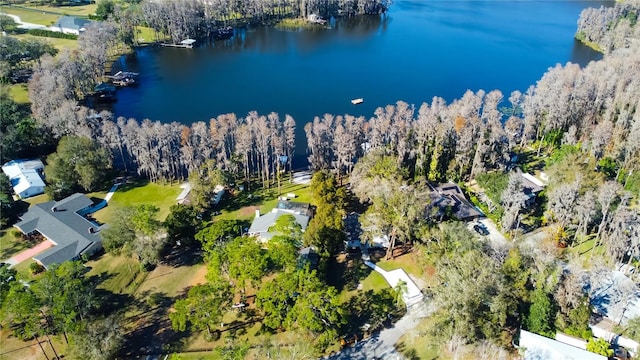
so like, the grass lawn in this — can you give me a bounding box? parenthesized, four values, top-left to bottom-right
(25, 3, 97, 16)
(396, 316, 440, 360)
(0, 330, 67, 360)
(376, 251, 425, 279)
(15, 33, 79, 51)
(24, 194, 48, 205)
(215, 182, 313, 222)
(135, 260, 206, 298)
(0, 228, 31, 260)
(7, 84, 29, 104)
(0, 6, 59, 25)
(85, 253, 147, 295)
(12, 258, 45, 282)
(91, 180, 182, 224)
(135, 26, 168, 44)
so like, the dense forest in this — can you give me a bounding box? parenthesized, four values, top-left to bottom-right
(577, 0, 640, 52)
(2, 0, 640, 358)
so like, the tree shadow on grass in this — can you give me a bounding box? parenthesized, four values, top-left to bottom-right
(119, 292, 179, 356)
(162, 246, 204, 267)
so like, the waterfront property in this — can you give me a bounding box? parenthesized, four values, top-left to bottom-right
(50, 16, 93, 35)
(1, 159, 46, 199)
(247, 200, 311, 241)
(14, 193, 104, 269)
(429, 182, 484, 222)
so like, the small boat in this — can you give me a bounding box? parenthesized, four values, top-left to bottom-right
(351, 98, 364, 105)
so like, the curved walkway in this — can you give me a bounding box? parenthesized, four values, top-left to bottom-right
(0, 13, 48, 30)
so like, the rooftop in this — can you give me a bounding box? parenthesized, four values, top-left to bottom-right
(518, 330, 606, 360)
(52, 16, 93, 31)
(1, 159, 45, 198)
(248, 208, 310, 240)
(14, 193, 102, 268)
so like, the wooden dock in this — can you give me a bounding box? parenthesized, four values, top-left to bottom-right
(160, 39, 196, 49)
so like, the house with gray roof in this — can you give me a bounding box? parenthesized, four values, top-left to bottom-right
(50, 16, 93, 35)
(14, 193, 104, 269)
(248, 200, 311, 241)
(430, 182, 484, 222)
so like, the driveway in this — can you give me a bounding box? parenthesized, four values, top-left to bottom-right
(323, 302, 431, 360)
(1, 13, 48, 30)
(5, 240, 52, 267)
(468, 218, 508, 247)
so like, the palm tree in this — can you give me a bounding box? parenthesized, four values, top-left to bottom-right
(394, 280, 408, 309)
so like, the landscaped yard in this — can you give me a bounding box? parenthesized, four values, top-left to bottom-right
(215, 182, 313, 222)
(85, 253, 148, 295)
(15, 33, 79, 51)
(0, 228, 30, 260)
(22, 3, 97, 16)
(0, 6, 59, 25)
(91, 180, 182, 224)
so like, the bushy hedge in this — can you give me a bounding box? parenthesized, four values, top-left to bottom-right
(27, 29, 78, 40)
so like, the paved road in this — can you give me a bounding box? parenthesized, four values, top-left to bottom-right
(1, 13, 48, 30)
(323, 302, 431, 360)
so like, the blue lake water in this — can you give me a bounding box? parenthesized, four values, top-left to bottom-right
(111, 0, 610, 158)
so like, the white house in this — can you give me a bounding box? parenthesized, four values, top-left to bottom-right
(50, 16, 93, 35)
(517, 330, 607, 360)
(1, 159, 46, 199)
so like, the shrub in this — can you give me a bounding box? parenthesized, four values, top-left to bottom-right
(27, 29, 78, 40)
(29, 262, 44, 275)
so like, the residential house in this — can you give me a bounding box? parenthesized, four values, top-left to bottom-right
(298, 246, 320, 270)
(50, 16, 93, 35)
(248, 200, 311, 241)
(1, 159, 46, 199)
(176, 183, 225, 205)
(430, 182, 484, 222)
(517, 329, 607, 360)
(520, 172, 545, 206)
(14, 193, 104, 269)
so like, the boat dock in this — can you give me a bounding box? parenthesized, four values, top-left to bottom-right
(160, 38, 197, 49)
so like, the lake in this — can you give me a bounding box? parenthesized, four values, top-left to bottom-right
(111, 0, 610, 161)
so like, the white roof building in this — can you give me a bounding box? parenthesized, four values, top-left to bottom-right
(518, 330, 606, 360)
(2, 159, 46, 199)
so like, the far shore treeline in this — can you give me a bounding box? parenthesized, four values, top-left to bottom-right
(1, 0, 639, 198)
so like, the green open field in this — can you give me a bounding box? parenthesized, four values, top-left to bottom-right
(92, 180, 182, 224)
(86, 253, 148, 295)
(15, 33, 78, 51)
(7, 84, 29, 104)
(24, 3, 97, 16)
(0, 6, 59, 25)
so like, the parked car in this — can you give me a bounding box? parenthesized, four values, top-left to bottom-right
(614, 347, 630, 360)
(473, 224, 489, 236)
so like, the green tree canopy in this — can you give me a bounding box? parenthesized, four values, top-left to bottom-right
(100, 205, 167, 269)
(164, 204, 201, 246)
(256, 267, 345, 349)
(45, 135, 112, 199)
(170, 281, 232, 339)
